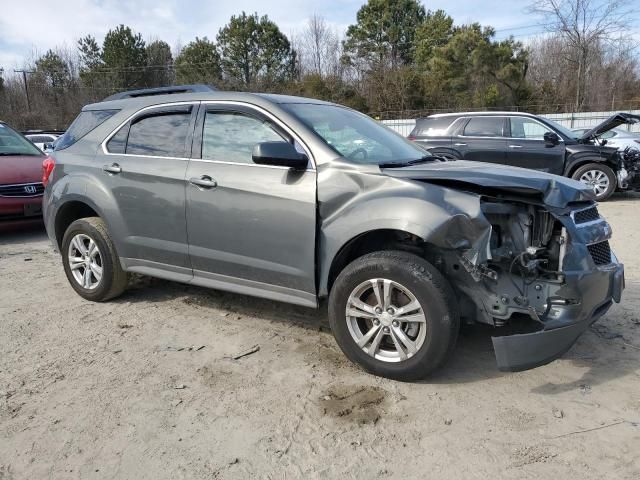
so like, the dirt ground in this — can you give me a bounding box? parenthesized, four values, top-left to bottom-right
(1, 195, 639, 480)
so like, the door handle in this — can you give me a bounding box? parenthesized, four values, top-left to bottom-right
(189, 175, 217, 189)
(103, 163, 122, 174)
(454, 143, 467, 146)
(508, 145, 523, 149)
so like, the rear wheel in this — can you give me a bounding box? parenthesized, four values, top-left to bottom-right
(571, 163, 616, 201)
(328, 251, 459, 381)
(61, 217, 128, 301)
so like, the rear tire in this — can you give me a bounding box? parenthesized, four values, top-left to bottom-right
(571, 163, 616, 201)
(328, 251, 459, 381)
(61, 217, 128, 301)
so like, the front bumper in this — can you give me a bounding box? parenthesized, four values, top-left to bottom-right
(492, 261, 624, 371)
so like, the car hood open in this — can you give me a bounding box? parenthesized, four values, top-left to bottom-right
(579, 113, 640, 141)
(382, 160, 595, 208)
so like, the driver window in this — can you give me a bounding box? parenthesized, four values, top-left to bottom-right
(510, 117, 548, 140)
(202, 111, 285, 164)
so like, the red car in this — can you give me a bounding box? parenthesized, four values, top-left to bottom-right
(0, 121, 49, 229)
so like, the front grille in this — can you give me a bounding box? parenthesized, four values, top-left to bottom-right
(574, 206, 600, 224)
(0, 182, 44, 197)
(588, 240, 612, 265)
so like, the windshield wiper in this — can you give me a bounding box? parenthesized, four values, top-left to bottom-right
(379, 156, 435, 168)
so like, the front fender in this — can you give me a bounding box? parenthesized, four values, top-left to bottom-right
(316, 161, 492, 296)
(563, 148, 618, 177)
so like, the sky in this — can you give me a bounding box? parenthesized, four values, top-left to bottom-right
(0, 0, 637, 71)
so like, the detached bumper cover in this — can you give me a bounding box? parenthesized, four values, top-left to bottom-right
(492, 262, 624, 372)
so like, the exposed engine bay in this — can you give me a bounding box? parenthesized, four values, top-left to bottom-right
(619, 146, 640, 190)
(432, 197, 605, 330)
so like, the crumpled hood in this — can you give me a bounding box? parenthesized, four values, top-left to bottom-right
(579, 113, 640, 141)
(382, 160, 595, 208)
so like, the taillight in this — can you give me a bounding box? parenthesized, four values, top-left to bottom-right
(408, 135, 416, 141)
(42, 156, 55, 187)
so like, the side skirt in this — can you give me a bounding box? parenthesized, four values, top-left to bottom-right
(120, 257, 318, 309)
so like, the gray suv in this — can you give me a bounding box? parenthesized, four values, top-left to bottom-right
(43, 87, 624, 381)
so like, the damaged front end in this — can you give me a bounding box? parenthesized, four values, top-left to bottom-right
(443, 199, 624, 371)
(619, 147, 640, 191)
(381, 162, 625, 371)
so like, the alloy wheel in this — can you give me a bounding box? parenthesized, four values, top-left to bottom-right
(68, 233, 103, 290)
(345, 278, 427, 362)
(579, 169, 610, 197)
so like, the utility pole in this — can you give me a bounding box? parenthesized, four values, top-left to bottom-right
(14, 69, 34, 112)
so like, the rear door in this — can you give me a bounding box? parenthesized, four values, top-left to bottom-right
(506, 116, 565, 174)
(100, 103, 197, 271)
(184, 103, 317, 307)
(454, 116, 508, 163)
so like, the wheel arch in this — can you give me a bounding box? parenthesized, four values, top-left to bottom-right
(564, 154, 616, 178)
(54, 200, 101, 248)
(325, 228, 426, 296)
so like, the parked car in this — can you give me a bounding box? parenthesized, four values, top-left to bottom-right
(43, 87, 624, 380)
(572, 126, 640, 151)
(24, 132, 61, 153)
(408, 112, 640, 200)
(0, 121, 49, 228)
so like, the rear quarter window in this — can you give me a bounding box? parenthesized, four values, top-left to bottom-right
(411, 117, 456, 137)
(55, 110, 119, 150)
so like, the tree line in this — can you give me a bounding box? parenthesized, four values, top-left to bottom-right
(1, 0, 638, 130)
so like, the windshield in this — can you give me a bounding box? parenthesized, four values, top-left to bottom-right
(282, 103, 429, 165)
(0, 123, 43, 156)
(541, 117, 579, 140)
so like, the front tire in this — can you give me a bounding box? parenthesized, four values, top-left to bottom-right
(571, 163, 616, 201)
(61, 217, 128, 301)
(328, 251, 459, 381)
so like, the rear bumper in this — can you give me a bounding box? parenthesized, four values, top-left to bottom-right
(492, 261, 624, 371)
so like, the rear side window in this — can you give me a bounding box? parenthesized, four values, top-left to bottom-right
(463, 117, 505, 137)
(106, 124, 129, 154)
(55, 110, 119, 150)
(412, 117, 456, 137)
(124, 111, 191, 158)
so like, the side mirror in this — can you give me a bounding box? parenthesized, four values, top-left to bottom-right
(252, 141, 308, 169)
(543, 131, 560, 145)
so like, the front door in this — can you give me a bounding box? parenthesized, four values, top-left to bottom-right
(505, 116, 565, 175)
(101, 104, 197, 270)
(185, 104, 317, 307)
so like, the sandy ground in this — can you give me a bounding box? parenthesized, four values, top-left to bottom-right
(1, 194, 639, 479)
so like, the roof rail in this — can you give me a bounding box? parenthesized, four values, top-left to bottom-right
(102, 84, 217, 101)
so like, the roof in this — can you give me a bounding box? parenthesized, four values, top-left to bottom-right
(102, 84, 216, 101)
(427, 111, 538, 119)
(84, 90, 337, 112)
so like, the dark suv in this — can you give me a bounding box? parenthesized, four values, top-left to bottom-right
(409, 112, 640, 200)
(43, 87, 624, 381)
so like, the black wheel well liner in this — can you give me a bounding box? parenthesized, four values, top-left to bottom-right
(326, 229, 426, 294)
(54, 201, 99, 248)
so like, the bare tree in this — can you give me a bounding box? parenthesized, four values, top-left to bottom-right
(299, 14, 342, 77)
(529, 0, 633, 110)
